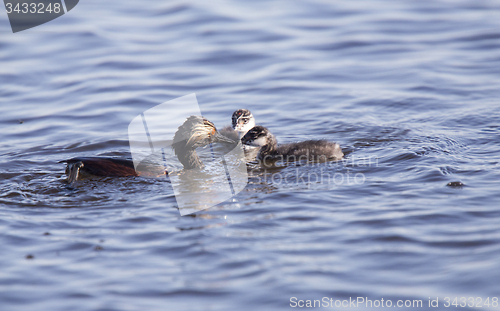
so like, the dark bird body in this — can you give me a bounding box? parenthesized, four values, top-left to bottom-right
(61, 157, 137, 183)
(241, 125, 343, 164)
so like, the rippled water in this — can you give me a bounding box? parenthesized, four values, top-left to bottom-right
(1, 0, 500, 310)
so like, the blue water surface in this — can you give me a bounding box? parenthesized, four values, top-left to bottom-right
(1, 0, 500, 310)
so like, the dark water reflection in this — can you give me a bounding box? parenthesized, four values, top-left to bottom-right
(1, 0, 500, 310)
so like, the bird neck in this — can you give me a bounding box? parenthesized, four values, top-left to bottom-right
(172, 142, 204, 170)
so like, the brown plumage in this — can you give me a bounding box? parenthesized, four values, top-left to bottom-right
(61, 157, 137, 183)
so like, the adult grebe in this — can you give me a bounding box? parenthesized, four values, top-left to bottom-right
(62, 116, 235, 183)
(172, 115, 235, 169)
(241, 125, 343, 164)
(220, 109, 256, 141)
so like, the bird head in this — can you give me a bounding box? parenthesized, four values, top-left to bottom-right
(174, 116, 235, 150)
(231, 109, 255, 138)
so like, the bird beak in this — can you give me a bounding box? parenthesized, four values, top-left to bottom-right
(213, 131, 236, 144)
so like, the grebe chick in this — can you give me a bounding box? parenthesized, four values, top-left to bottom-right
(220, 109, 256, 141)
(62, 116, 235, 183)
(241, 125, 343, 164)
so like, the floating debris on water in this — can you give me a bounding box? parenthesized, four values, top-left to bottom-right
(447, 181, 464, 187)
